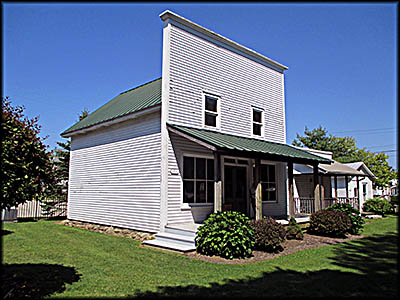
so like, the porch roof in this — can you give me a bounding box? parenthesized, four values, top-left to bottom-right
(167, 124, 332, 165)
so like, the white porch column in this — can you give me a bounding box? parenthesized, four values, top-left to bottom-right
(255, 158, 263, 220)
(214, 152, 222, 213)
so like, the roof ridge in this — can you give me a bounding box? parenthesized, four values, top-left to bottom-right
(120, 77, 162, 95)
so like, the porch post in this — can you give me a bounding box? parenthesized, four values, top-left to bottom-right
(255, 158, 263, 220)
(214, 151, 222, 213)
(345, 175, 349, 202)
(288, 162, 295, 217)
(334, 175, 338, 200)
(356, 176, 360, 210)
(320, 175, 324, 209)
(313, 164, 321, 212)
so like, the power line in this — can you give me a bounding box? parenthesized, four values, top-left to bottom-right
(367, 144, 396, 149)
(379, 150, 397, 153)
(333, 127, 396, 134)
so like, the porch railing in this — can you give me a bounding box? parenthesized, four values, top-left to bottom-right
(294, 197, 360, 215)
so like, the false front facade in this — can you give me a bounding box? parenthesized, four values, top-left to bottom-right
(62, 11, 330, 236)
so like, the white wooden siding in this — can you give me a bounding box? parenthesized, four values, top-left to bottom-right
(68, 111, 162, 233)
(261, 161, 288, 217)
(167, 24, 286, 143)
(167, 132, 214, 224)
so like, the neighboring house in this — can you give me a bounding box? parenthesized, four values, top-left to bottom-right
(61, 11, 331, 250)
(390, 179, 398, 196)
(293, 148, 375, 213)
(374, 178, 398, 199)
(343, 162, 375, 205)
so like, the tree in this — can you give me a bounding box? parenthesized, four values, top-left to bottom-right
(293, 125, 396, 189)
(292, 126, 358, 161)
(339, 149, 396, 188)
(1, 97, 55, 210)
(42, 110, 88, 204)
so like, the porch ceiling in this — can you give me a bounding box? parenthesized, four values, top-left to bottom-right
(167, 124, 332, 165)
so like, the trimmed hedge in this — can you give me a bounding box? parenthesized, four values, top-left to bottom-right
(308, 210, 352, 237)
(325, 203, 364, 235)
(363, 197, 392, 216)
(195, 211, 254, 259)
(250, 217, 286, 252)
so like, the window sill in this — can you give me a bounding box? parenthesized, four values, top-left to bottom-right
(262, 201, 278, 204)
(181, 203, 213, 210)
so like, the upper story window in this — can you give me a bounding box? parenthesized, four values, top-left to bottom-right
(204, 94, 220, 128)
(252, 108, 263, 136)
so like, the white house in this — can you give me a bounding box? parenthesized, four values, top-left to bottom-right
(293, 148, 375, 213)
(61, 11, 331, 251)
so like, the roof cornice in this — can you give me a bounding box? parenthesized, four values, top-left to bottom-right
(159, 10, 288, 73)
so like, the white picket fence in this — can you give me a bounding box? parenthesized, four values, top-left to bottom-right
(1, 200, 67, 221)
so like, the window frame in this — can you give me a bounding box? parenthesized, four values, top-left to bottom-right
(251, 107, 264, 138)
(182, 154, 215, 206)
(202, 92, 221, 130)
(258, 162, 278, 203)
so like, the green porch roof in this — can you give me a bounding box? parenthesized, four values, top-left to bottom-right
(61, 78, 162, 136)
(168, 124, 332, 164)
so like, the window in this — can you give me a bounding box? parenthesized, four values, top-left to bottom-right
(362, 183, 367, 196)
(260, 164, 276, 202)
(204, 94, 219, 128)
(252, 108, 263, 136)
(183, 157, 215, 203)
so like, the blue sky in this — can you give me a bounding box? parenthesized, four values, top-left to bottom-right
(3, 3, 398, 169)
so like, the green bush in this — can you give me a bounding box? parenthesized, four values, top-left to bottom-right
(308, 210, 352, 237)
(250, 217, 286, 252)
(325, 203, 364, 235)
(363, 197, 392, 216)
(285, 217, 304, 240)
(195, 211, 254, 259)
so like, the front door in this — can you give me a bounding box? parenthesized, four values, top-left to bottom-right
(224, 165, 247, 215)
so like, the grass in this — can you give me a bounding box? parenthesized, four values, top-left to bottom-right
(2, 215, 398, 298)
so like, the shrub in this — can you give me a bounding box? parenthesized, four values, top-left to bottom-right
(325, 203, 364, 235)
(308, 210, 352, 237)
(285, 217, 304, 240)
(195, 211, 254, 259)
(250, 217, 286, 252)
(363, 197, 392, 216)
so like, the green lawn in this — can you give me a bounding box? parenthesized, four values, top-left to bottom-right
(2, 216, 398, 298)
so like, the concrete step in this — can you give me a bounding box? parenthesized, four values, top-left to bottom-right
(142, 224, 198, 252)
(142, 238, 195, 252)
(154, 232, 195, 247)
(164, 226, 197, 239)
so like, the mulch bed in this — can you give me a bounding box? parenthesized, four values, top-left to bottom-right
(184, 233, 365, 264)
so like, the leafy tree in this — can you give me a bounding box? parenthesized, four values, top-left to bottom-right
(339, 149, 396, 188)
(1, 97, 55, 210)
(293, 126, 397, 188)
(292, 126, 358, 161)
(42, 110, 88, 204)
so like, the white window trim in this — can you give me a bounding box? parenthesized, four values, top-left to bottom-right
(251, 106, 264, 138)
(260, 161, 278, 203)
(181, 153, 215, 208)
(202, 92, 221, 130)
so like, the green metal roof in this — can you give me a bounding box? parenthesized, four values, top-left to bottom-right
(168, 124, 332, 164)
(61, 78, 162, 136)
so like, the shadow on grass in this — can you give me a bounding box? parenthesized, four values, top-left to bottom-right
(132, 233, 398, 298)
(1, 263, 81, 299)
(1, 229, 13, 236)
